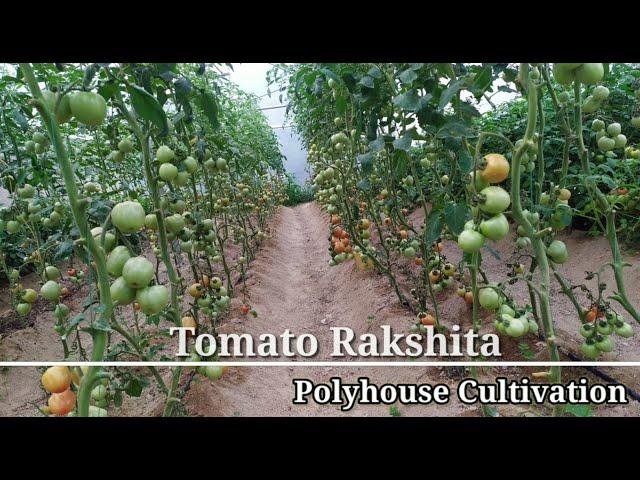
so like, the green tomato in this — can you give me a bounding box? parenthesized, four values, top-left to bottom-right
(91, 227, 116, 252)
(135, 285, 169, 315)
(403, 246, 416, 258)
(88, 406, 108, 417)
(597, 136, 615, 152)
(6, 220, 20, 234)
(552, 63, 578, 85)
(581, 340, 600, 359)
(25, 140, 36, 154)
(528, 319, 539, 334)
(40, 280, 61, 301)
(32, 131, 47, 144)
(498, 304, 516, 317)
(118, 137, 134, 153)
(174, 171, 190, 187)
(580, 323, 596, 338)
(613, 134, 627, 149)
(575, 63, 604, 85)
(591, 119, 605, 131)
(582, 96, 601, 114)
(16, 303, 32, 316)
(54, 303, 70, 320)
(596, 319, 613, 335)
(457, 229, 485, 253)
(494, 320, 507, 335)
(432, 283, 444, 293)
(35, 142, 49, 154)
(49, 211, 62, 224)
(479, 287, 501, 310)
(183, 156, 198, 174)
(216, 158, 228, 171)
(479, 186, 511, 214)
(156, 145, 175, 163)
(204, 366, 224, 381)
(165, 214, 185, 233)
(595, 335, 613, 352)
(22, 288, 38, 303)
(607, 123, 622, 136)
(91, 384, 108, 401)
(546, 240, 568, 264)
(216, 295, 231, 309)
(69, 91, 107, 126)
(111, 201, 145, 234)
(122, 256, 155, 289)
(44, 265, 61, 281)
(479, 214, 509, 241)
(615, 322, 633, 338)
(592, 86, 609, 102)
(144, 214, 158, 231)
(505, 317, 526, 337)
(159, 163, 178, 182)
(106, 246, 132, 277)
(41, 90, 73, 124)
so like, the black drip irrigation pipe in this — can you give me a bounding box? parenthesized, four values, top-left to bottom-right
(536, 331, 640, 403)
(561, 347, 640, 402)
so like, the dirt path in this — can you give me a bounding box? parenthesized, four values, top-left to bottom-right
(184, 203, 474, 417)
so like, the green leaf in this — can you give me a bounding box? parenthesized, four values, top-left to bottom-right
(12, 108, 29, 132)
(393, 131, 413, 151)
(564, 403, 592, 417)
(357, 152, 373, 176)
(393, 90, 420, 112)
(319, 68, 339, 83)
(399, 69, 418, 85)
(360, 75, 375, 88)
(194, 89, 220, 130)
(436, 120, 474, 139)
(456, 101, 481, 118)
(113, 390, 123, 408)
(424, 209, 443, 245)
(392, 150, 409, 177)
(438, 78, 466, 111)
(54, 239, 73, 261)
(367, 66, 383, 79)
(369, 136, 385, 152)
(97, 82, 118, 101)
(444, 203, 470, 235)
(92, 313, 112, 332)
(469, 65, 493, 97)
(174, 77, 192, 103)
(125, 377, 143, 397)
(356, 179, 371, 192)
(127, 84, 169, 136)
(62, 314, 86, 339)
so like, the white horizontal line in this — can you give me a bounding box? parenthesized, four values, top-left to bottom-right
(2, 361, 640, 367)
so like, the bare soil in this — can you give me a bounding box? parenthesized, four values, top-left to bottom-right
(1, 202, 640, 417)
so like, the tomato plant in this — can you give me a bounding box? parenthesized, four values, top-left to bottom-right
(0, 63, 287, 417)
(272, 61, 640, 417)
